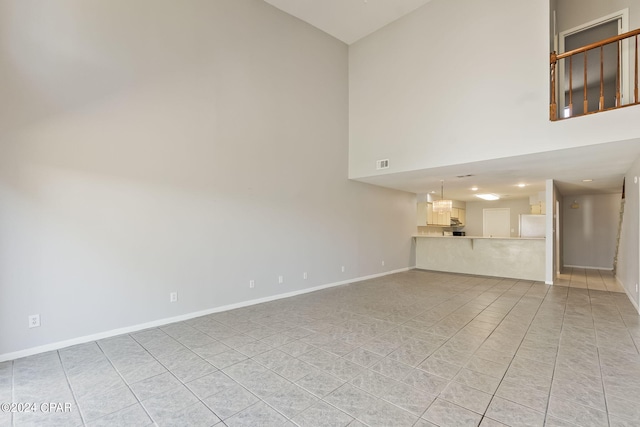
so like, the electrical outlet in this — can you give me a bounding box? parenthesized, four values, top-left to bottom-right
(170, 292, 178, 303)
(28, 314, 40, 329)
(341, 266, 345, 273)
(303, 272, 307, 279)
(278, 275, 283, 284)
(381, 260, 385, 266)
(249, 280, 255, 289)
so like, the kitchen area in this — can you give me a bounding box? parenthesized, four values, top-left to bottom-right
(414, 192, 548, 282)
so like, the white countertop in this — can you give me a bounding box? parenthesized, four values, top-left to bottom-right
(412, 235, 544, 240)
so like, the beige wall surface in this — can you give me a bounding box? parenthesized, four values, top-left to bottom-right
(464, 199, 532, 238)
(618, 161, 640, 308)
(563, 193, 622, 269)
(0, 0, 417, 357)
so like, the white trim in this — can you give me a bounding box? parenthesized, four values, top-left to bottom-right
(545, 180, 555, 285)
(0, 267, 412, 362)
(557, 9, 630, 117)
(564, 264, 614, 270)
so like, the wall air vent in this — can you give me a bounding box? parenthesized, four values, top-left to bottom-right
(376, 159, 389, 170)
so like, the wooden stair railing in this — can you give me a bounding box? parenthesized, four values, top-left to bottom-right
(550, 28, 640, 121)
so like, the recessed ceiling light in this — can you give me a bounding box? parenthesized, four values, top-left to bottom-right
(517, 183, 526, 188)
(582, 179, 593, 182)
(471, 186, 478, 191)
(476, 193, 500, 201)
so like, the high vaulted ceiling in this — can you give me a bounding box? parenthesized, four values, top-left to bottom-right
(263, 0, 434, 44)
(263, 0, 637, 201)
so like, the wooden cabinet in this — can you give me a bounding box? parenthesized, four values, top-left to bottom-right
(451, 208, 465, 226)
(433, 210, 451, 226)
(418, 203, 465, 227)
(530, 203, 546, 214)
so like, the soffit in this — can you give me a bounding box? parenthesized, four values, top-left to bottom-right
(355, 139, 640, 201)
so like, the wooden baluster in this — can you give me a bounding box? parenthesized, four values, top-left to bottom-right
(550, 52, 557, 120)
(616, 41, 621, 107)
(552, 28, 640, 117)
(633, 35, 640, 104)
(584, 51, 588, 113)
(569, 56, 573, 117)
(599, 46, 605, 111)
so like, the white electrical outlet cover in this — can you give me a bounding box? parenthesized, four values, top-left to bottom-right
(28, 314, 40, 328)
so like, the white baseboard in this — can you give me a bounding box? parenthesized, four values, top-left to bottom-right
(563, 265, 614, 271)
(616, 276, 640, 313)
(0, 267, 413, 362)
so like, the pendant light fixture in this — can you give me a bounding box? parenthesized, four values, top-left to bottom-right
(432, 180, 452, 213)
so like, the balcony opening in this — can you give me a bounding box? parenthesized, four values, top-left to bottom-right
(549, 5, 640, 121)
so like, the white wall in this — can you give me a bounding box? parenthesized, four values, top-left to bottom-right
(562, 193, 622, 269)
(0, 0, 417, 358)
(618, 158, 640, 309)
(464, 198, 532, 238)
(348, 0, 640, 180)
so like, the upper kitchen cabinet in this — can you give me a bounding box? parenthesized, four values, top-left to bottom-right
(432, 210, 451, 226)
(416, 201, 465, 227)
(451, 207, 465, 226)
(530, 192, 546, 214)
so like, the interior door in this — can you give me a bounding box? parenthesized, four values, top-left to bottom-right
(558, 10, 629, 118)
(483, 208, 511, 238)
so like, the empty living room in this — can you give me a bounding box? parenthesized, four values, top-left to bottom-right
(1, 0, 640, 426)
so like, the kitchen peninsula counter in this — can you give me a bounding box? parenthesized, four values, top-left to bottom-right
(413, 235, 545, 281)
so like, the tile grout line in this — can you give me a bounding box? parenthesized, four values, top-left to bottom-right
(541, 282, 570, 424)
(55, 350, 86, 426)
(591, 294, 613, 427)
(473, 280, 552, 425)
(126, 330, 236, 424)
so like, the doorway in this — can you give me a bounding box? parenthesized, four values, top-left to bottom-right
(558, 9, 629, 118)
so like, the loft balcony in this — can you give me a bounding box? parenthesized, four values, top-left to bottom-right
(550, 28, 640, 121)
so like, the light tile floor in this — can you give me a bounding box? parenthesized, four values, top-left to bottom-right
(2, 270, 640, 427)
(555, 268, 626, 293)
